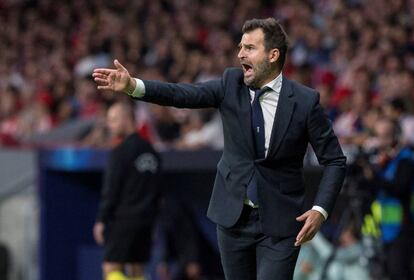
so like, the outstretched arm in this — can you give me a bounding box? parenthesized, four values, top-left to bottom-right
(92, 60, 224, 108)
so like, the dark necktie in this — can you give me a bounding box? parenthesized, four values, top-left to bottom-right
(246, 87, 268, 205)
(251, 88, 268, 158)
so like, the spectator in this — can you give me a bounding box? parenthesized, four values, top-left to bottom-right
(360, 118, 414, 280)
(382, 97, 414, 146)
(1, 0, 414, 149)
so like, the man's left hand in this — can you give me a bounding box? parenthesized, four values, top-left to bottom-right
(295, 210, 325, 246)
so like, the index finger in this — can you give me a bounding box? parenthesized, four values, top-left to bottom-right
(295, 223, 310, 245)
(93, 68, 115, 75)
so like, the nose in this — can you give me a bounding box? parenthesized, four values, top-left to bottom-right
(238, 47, 245, 59)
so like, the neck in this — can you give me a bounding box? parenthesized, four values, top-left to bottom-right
(116, 125, 136, 140)
(125, 126, 136, 136)
(258, 69, 281, 88)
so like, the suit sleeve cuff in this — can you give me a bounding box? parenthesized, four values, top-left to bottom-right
(128, 78, 145, 98)
(312, 205, 328, 220)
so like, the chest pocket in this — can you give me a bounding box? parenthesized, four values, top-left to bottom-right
(285, 121, 305, 139)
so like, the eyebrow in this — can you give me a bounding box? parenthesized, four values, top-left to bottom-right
(238, 43, 255, 48)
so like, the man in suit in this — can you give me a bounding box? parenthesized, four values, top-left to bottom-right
(92, 18, 346, 280)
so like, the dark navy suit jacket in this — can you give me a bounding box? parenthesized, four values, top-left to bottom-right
(139, 67, 346, 237)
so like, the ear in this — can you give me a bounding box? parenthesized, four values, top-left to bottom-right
(269, 49, 280, 63)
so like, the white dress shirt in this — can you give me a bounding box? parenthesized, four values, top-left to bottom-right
(249, 73, 282, 158)
(129, 76, 328, 220)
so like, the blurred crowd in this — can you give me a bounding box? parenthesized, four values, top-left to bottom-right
(0, 0, 414, 151)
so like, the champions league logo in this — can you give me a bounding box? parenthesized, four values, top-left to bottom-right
(134, 153, 158, 173)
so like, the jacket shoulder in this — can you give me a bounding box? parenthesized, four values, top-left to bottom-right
(222, 67, 244, 82)
(286, 78, 319, 103)
(117, 134, 157, 156)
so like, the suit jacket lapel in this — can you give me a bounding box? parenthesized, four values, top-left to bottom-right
(267, 77, 295, 158)
(237, 84, 255, 157)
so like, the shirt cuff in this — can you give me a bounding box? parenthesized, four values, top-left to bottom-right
(312, 205, 328, 220)
(128, 78, 145, 98)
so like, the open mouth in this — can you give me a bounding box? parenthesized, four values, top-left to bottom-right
(241, 63, 253, 75)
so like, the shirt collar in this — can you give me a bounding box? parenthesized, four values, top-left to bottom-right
(261, 72, 283, 94)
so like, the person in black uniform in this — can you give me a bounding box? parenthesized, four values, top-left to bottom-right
(93, 101, 160, 280)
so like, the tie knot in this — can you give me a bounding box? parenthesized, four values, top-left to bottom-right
(252, 87, 269, 102)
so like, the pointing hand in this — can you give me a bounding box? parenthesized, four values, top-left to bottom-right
(92, 59, 136, 93)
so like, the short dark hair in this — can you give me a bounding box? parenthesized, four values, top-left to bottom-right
(389, 97, 407, 113)
(242, 18, 289, 70)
